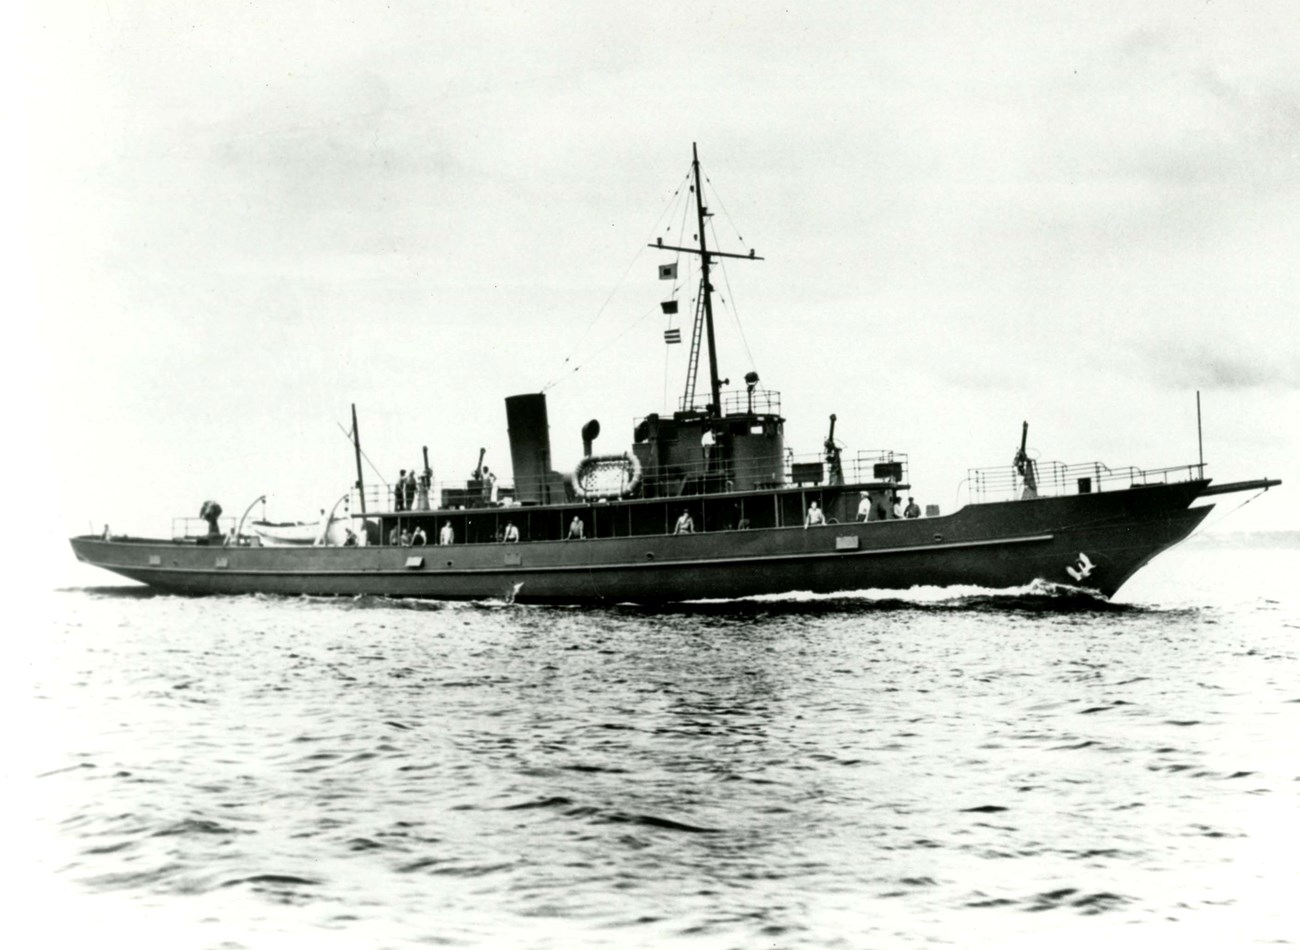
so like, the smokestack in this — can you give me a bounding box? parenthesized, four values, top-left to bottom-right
(505, 393, 553, 505)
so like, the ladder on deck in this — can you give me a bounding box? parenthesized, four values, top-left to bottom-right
(680, 280, 707, 412)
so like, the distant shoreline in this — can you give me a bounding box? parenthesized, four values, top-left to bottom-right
(1187, 529, 1300, 549)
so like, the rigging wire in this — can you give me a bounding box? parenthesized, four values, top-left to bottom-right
(660, 176, 695, 333)
(662, 180, 697, 393)
(712, 253, 758, 372)
(541, 169, 692, 393)
(337, 421, 389, 488)
(542, 304, 665, 392)
(1193, 487, 1273, 535)
(704, 199, 759, 374)
(703, 173, 751, 252)
(544, 160, 764, 401)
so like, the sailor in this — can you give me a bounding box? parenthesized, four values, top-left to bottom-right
(674, 510, 695, 534)
(804, 501, 826, 528)
(403, 469, 418, 510)
(904, 497, 921, 519)
(439, 521, 455, 545)
(567, 515, 585, 540)
(395, 471, 407, 511)
(411, 527, 427, 546)
(400, 528, 412, 546)
(503, 521, 520, 543)
(891, 496, 903, 519)
(857, 492, 871, 522)
(343, 527, 358, 546)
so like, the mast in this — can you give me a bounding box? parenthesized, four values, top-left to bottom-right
(651, 144, 762, 416)
(351, 403, 366, 515)
(691, 143, 723, 415)
(1196, 390, 1204, 478)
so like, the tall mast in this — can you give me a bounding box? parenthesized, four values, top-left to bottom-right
(651, 144, 762, 416)
(691, 143, 723, 416)
(351, 403, 366, 515)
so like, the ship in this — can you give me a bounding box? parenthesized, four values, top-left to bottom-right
(70, 145, 1280, 603)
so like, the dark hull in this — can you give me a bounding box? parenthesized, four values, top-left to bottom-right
(70, 481, 1212, 603)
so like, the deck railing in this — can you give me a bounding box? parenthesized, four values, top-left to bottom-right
(171, 516, 237, 540)
(966, 460, 1203, 503)
(345, 447, 910, 514)
(676, 387, 782, 417)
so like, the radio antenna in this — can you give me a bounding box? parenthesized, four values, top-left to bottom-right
(1196, 391, 1204, 478)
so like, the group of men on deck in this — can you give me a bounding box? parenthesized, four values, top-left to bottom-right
(393, 468, 431, 512)
(851, 493, 921, 523)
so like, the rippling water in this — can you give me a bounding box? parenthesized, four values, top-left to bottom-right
(20, 539, 1300, 948)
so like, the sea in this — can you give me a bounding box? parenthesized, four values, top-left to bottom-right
(16, 534, 1299, 950)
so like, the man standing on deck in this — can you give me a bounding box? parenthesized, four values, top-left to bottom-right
(403, 469, 417, 510)
(395, 470, 407, 511)
(439, 520, 454, 545)
(674, 510, 695, 534)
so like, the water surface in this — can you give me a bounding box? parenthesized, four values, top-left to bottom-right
(20, 540, 1300, 948)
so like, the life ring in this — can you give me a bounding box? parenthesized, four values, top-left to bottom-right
(573, 451, 643, 500)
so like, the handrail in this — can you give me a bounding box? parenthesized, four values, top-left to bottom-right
(966, 459, 1202, 502)
(660, 386, 783, 418)
(346, 447, 909, 514)
(171, 516, 237, 540)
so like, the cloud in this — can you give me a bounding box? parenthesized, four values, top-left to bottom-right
(1139, 338, 1300, 391)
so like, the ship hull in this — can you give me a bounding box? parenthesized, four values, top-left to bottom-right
(70, 482, 1211, 603)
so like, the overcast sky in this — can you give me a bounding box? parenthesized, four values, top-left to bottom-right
(13, 1, 1299, 540)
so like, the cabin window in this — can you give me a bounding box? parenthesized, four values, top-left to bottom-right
(780, 492, 803, 528)
(612, 506, 631, 537)
(590, 508, 612, 540)
(739, 497, 770, 530)
(721, 500, 745, 531)
(698, 500, 722, 533)
(629, 504, 664, 538)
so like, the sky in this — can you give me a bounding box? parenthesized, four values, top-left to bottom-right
(9, 0, 1299, 544)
